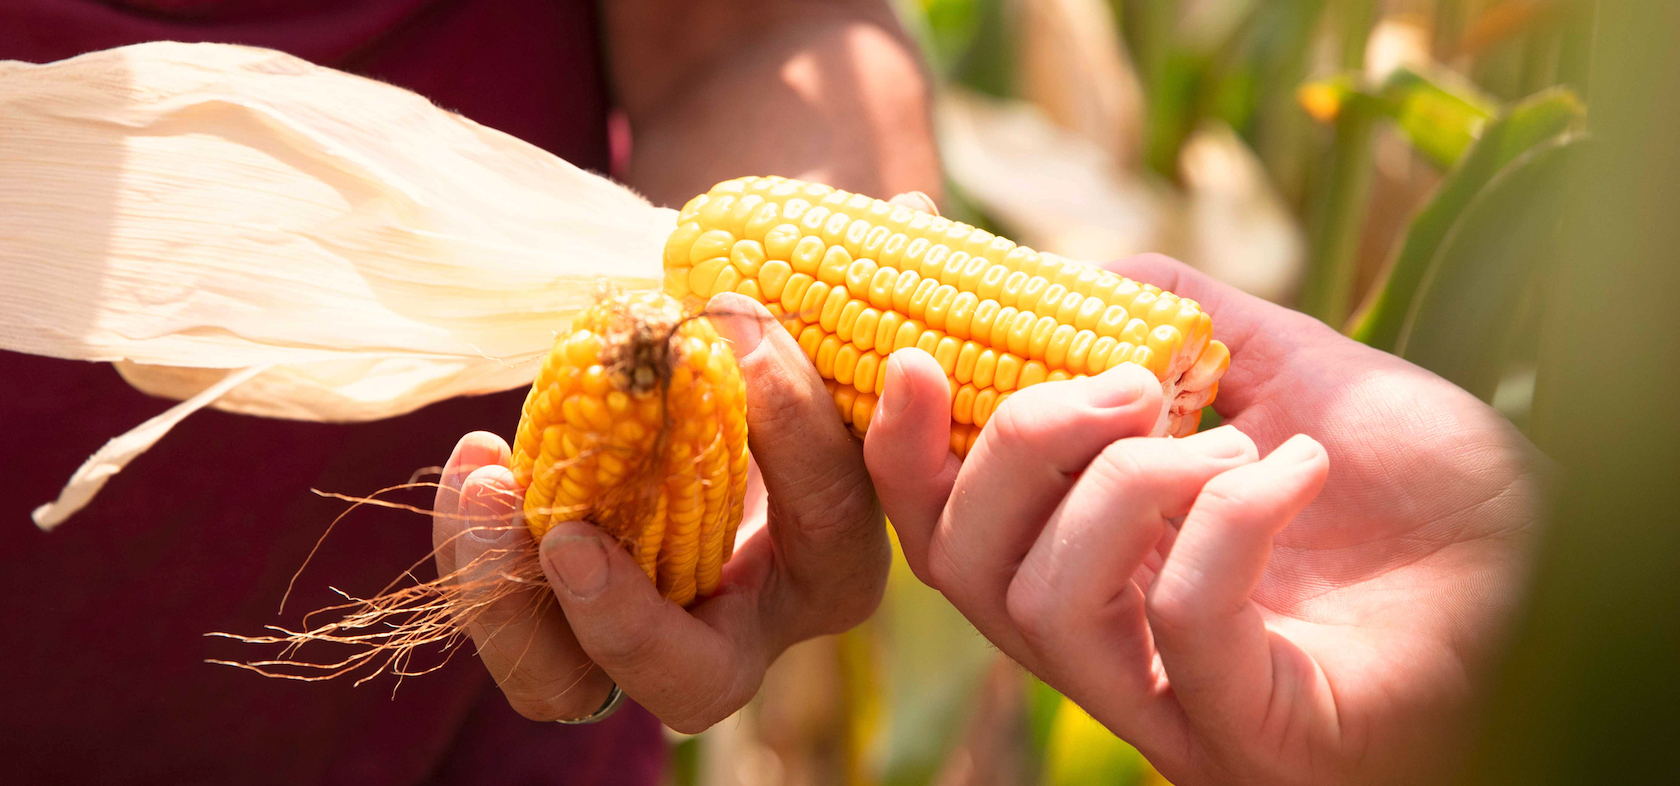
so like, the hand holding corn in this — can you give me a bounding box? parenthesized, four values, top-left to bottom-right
(426, 187, 967, 728)
(435, 180, 1229, 727)
(433, 294, 888, 728)
(868, 254, 1542, 786)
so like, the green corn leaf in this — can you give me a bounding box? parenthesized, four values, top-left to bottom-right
(1380, 69, 1497, 169)
(1394, 135, 1587, 401)
(1348, 88, 1586, 350)
(1491, 88, 1586, 163)
(1297, 68, 1496, 169)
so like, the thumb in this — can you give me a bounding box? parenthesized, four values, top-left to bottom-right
(705, 292, 884, 586)
(864, 348, 959, 577)
(539, 520, 758, 732)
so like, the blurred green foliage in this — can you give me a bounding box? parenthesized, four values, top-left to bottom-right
(1040, 695, 1151, 786)
(1464, 1, 1680, 782)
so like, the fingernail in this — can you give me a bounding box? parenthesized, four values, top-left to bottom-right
(545, 532, 610, 600)
(1183, 425, 1253, 459)
(463, 484, 518, 543)
(709, 294, 765, 358)
(1093, 364, 1150, 408)
(1273, 434, 1326, 464)
(879, 353, 912, 422)
(891, 190, 939, 215)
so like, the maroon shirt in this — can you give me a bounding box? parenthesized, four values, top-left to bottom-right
(1, 2, 663, 783)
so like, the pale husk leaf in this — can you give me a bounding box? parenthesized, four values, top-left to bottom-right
(0, 42, 672, 528)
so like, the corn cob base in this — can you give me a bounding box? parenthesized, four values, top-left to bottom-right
(511, 289, 751, 607)
(663, 176, 1230, 454)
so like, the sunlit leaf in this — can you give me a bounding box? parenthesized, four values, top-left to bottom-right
(1381, 69, 1497, 169)
(1492, 87, 1585, 162)
(1348, 87, 1585, 349)
(1396, 135, 1586, 400)
(1299, 68, 1496, 169)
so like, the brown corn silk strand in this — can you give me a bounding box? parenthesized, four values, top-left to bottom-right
(208, 481, 564, 687)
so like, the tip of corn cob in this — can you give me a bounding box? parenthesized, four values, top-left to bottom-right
(512, 287, 751, 607)
(661, 175, 1229, 450)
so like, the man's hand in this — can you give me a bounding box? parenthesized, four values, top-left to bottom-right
(865, 253, 1540, 785)
(433, 290, 887, 732)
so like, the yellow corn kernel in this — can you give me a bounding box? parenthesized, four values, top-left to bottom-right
(663, 177, 1230, 458)
(513, 290, 749, 607)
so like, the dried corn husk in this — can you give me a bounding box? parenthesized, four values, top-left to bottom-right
(0, 42, 672, 529)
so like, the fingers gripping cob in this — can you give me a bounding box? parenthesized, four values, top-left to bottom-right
(512, 177, 1230, 606)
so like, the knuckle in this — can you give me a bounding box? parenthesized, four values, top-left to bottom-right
(1192, 471, 1255, 514)
(748, 367, 823, 433)
(785, 531, 891, 639)
(985, 393, 1058, 457)
(1145, 577, 1204, 634)
(1089, 439, 1151, 488)
(665, 700, 733, 735)
(899, 544, 938, 588)
(584, 615, 663, 672)
(1188, 465, 1282, 534)
(1004, 570, 1056, 641)
(744, 333, 830, 418)
(777, 460, 877, 540)
(924, 536, 963, 595)
(1142, 564, 1223, 631)
(819, 548, 891, 633)
(664, 664, 760, 734)
(501, 672, 611, 722)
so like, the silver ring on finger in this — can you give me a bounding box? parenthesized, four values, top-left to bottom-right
(556, 683, 625, 725)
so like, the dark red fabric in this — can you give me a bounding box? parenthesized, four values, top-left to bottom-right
(0, 2, 663, 784)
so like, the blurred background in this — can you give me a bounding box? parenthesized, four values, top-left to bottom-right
(667, 1, 1675, 784)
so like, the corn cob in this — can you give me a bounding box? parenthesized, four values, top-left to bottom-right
(511, 178, 1231, 607)
(663, 176, 1230, 456)
(511, 289, 750, 607)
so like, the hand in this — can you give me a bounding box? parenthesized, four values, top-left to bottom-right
(431, 294, 888, 732)
(865, 253, 1540, 785)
